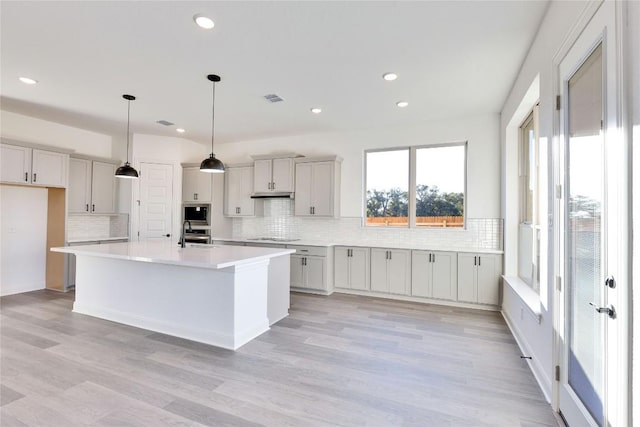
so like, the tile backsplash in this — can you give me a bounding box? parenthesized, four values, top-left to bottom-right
(232, 199, 502, 250)
(67, 214, 129, 241)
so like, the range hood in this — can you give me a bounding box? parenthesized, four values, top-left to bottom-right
(250, 192, 295, 199)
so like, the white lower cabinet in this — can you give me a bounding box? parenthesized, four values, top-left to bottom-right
(370, 248, 411, 295)
(289, 245, 333, 294)
(457, 253, 502, 305)
(411, 250, 457, 301)
(334, 246, 370, 290)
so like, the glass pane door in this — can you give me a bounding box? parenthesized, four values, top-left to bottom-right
(566, 43, 604, 425)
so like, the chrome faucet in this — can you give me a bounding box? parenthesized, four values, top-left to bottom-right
(181, 220, 192, 248)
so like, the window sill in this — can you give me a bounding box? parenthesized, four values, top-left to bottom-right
(502, 275, 542, 324)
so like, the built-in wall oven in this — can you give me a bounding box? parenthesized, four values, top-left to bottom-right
(182, 204, 211, 244)
(183, 204, 210, 225)
(183, 229, 211, 244)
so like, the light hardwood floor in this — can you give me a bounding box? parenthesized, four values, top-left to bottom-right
(0, 290, 559, 426)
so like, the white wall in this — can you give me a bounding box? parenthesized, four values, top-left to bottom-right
(131, 134, 231, 241)
(499, 0, 588, 401)
(1, 110, 113, 158)
(0, 185, 48, 296)
(216, 113, 500, 219)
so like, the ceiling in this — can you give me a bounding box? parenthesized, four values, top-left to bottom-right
(0, 1, 549, 146)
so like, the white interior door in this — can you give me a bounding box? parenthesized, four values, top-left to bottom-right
(557, 2, 628, 425)
(138, 162, 173, 240)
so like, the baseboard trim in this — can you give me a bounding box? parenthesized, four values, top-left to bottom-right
(501, 308, 553, 403)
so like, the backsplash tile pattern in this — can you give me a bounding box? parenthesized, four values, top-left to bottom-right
(232, 199, 502, 250)
(67, 214, 129, 241)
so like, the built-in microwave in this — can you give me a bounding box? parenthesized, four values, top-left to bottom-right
(183, 204, 210, 225)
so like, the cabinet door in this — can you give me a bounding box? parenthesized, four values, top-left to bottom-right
(290, 255, 306, 288)
(388, 249, 410, 295)
(310, 162, 334, 216)
(411, 251, 432, 297)
(349, 247, 370, 291)
(272, 158, 294, 192)
(32, 149, 66, 187)
(68, 158, 92, 213)
(457, 253, 478, 303)
(253, 159, 272, 193)
(224, 168, 242, 216)
(0, 145, 31, 184)
(431, 251, 457, 301)
(477, 254, 501, 305)
(182, 167, 199, 202)
(238, 167, 255, 215)
(370, 249, 389, 293)
(196, 172, 213, 203)
(305, 256, 325, 290)
(294, 163, 312, 216)
(334, 247, 350, 289)
(91, 161, 117, 213)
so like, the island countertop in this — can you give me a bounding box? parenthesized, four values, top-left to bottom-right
(52, 240, 295, 270)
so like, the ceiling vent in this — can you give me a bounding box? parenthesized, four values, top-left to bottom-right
(156, 120, 174, 126)
(263, 94, 284, 103)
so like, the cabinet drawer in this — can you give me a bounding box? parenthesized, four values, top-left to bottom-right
(286, 245, 327, 257)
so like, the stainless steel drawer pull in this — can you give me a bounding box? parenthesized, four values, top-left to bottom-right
(25, 172, 28, 182)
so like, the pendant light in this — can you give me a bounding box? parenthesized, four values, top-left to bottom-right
(200, 74, 225, 173)
(115, 94, 139, 179)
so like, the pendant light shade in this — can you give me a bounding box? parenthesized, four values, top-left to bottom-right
(200, 74, 225, 173)
(115, 94, 139, 179)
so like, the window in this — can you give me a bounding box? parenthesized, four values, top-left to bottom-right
(365, 149, 409, 227)
(518, 106, 540, 291)
(365, 143, 466, 228)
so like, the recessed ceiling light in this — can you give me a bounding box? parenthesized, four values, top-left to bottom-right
(396, 101, 409, 108)
(193, 14, 214, 29)
(18, 77, 38, 85)
(176, 128, 186, 133)
(310, 108, 322, 114)
(382, 73, 398, 81)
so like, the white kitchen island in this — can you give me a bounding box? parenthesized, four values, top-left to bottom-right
(52, 241, 295, 350)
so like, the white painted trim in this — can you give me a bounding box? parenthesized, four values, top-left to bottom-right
(502, 275, 542, 323)
(501, 308, 553, 403)
(0, 283, 45, 297)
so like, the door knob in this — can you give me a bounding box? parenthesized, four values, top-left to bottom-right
(589, 302, 616, 319)
(605, 276, 616, 289)
(165, 234, 170, 238)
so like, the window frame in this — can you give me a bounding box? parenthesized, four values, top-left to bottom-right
(517, 104, 541, 292)
(363, 141, 467, 229)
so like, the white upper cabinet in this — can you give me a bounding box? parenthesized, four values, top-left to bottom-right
(1, 144, 67, 188)
(1, 144, 31, 184)
(224, 166, 255, 217)
(68, 158, 117, 214)
(253, 158, 294, 193)
(294, 158, 341, 217)
(183, 167, 212, 203)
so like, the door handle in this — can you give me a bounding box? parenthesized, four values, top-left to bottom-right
(92, 204, 95, 212)
(589, 303, 616, 319)
(165, 234, 171, 238)
(86, 204, 89, 212)
(478, 256, 481, 266)
(25, 172, 28, 182)
(272, 182, 275, 190)
(194, 193, 198, 200)
(310, 207, 313, 214)
(33, 173, 37, 182)
(474, 256, 477, 266)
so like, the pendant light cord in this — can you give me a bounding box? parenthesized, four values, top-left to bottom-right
(211, 79, 216, 155)
(126, 98, 131, 162)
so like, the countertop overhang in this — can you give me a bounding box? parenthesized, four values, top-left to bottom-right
(52, 240, 295, 270)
